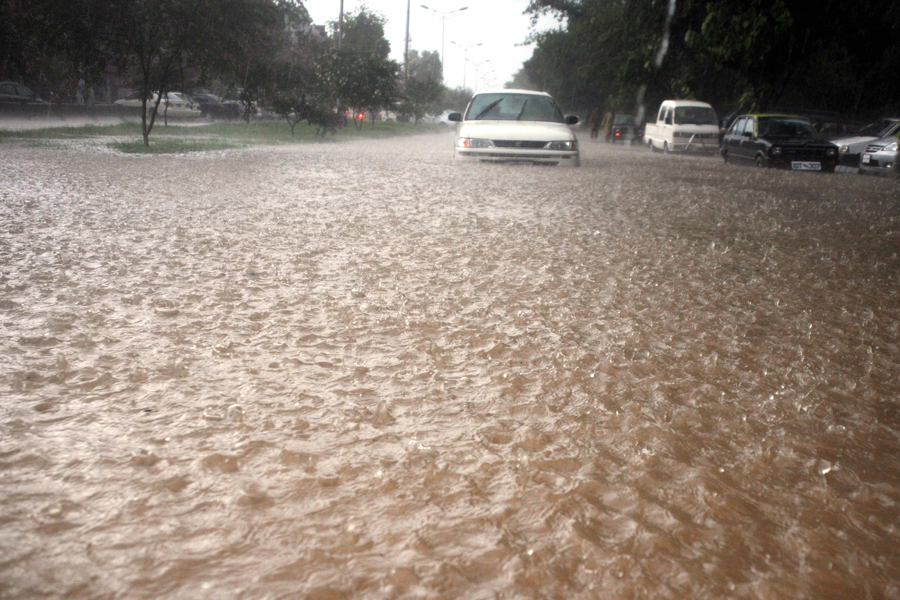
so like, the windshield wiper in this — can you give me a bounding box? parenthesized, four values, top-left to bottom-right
(516, 99, 528, 120)
(475, 98, 503, 120)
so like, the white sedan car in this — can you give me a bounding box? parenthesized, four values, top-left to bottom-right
(449, 89, 580, 166)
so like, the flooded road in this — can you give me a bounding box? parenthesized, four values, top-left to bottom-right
(2, 133, 900, 599)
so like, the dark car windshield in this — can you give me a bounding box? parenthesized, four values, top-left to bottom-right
(857, 118, 900, 138)
(465, 93, 565, 123)
(673, 106, 717, 125)
(758, 117, 816, 138)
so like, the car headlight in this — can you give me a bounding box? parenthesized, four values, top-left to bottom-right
(840, 145, 849, 153)
(885, 142, 898, 152)
(771, 146, 783, 156)
(826, 147, 837, 157)
(458, 138, 493, 148)
(544, 140, 577, 151)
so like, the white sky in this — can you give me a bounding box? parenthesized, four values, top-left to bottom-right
(300, 0, 563, 91)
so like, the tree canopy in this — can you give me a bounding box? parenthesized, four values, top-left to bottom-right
(523, 0, 900, 119)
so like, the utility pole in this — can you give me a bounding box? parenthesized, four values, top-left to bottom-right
(405, 0, 411, 78)
(338, 0, 344, 48)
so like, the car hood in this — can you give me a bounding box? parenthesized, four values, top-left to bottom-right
(762, 136, 833, 146)
(458, 120, 576, 141)
(831, 135, 877, 152)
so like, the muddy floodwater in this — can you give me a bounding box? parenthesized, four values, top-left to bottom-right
(2, 131, 900, 599)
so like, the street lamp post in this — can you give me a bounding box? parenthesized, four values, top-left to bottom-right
(450, 41, 481, 90)
(469, 59, 489, 92)
(420, 4, 468, 82)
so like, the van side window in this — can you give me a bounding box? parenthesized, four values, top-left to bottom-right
(658, 106, 667, 123)
(664, 108, 673, 125)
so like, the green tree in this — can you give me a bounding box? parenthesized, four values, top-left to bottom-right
(442, 86, 472, 113)
(400, 49, 443, 123)
(322, 7, 399, 129)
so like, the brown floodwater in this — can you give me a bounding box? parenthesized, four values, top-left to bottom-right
(1, 131, 899, 599)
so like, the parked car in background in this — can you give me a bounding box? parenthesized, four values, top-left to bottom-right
(115, 91, 199, 118)
(721, 113, 839, 172)
(610, 115, 643, 143)
(422, 110, 455, 127)
(0, 81, 47, 104)
(831, 117, 900, 167)
(449, 89, 580, 166)
(154, 92, 199, 118)
(114, 90, 154, 108)
(858, 134, 899, 178)
(193, 93, 248, 121)
(644, 100, 720, 153)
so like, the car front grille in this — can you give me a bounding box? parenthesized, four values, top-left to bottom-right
(865, 143, 887, 153)
(781, 143, 835, 159)
(492, 140, 547, 149)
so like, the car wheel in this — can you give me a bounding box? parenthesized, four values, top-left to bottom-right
(663, 142, 670, 154)
(755, 155, 766, 168)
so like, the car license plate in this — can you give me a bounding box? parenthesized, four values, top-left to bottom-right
(862, 154, 871, 164)
(791, 161, 821, 171)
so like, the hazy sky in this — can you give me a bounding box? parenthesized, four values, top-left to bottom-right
(301, 0, 562, 91)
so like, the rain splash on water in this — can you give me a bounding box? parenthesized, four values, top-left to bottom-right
(2, 134, 900, 599)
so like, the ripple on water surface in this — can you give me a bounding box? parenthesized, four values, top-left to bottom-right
(1, 137, 900, 599)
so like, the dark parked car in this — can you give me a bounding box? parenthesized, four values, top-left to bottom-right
(190, 93, 243, 121)
(720, 114, 838, 172)
(0, 81, 47, 104)
(610, 114, 643, 143)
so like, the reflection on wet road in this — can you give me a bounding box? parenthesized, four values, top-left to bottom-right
(2, 133, 899, 599)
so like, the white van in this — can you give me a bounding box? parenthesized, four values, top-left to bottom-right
(644, 100, 720, 153)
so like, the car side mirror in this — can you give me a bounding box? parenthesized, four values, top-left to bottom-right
(565, 115, 579, 125)
(448, 112, 462, 122)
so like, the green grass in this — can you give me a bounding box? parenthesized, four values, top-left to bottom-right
(0, 118, 446, 153)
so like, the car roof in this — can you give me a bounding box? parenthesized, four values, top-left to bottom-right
(474, 88, 552, 97)
(661, 100, 713, 107)
(737, 113, 811, 120)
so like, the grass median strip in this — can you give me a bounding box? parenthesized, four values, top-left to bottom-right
(0, 120, 446, 153)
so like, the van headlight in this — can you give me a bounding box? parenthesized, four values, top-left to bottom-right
(545, 140, 577, 151)
(458, 138, 493, 148)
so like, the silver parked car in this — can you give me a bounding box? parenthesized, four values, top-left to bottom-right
(832, 117, 899, 167)
(858, 134, 899, 178)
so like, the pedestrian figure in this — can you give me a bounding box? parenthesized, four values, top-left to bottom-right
(589, 107, 603, 141)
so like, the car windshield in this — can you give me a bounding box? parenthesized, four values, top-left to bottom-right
(758, 117, 817, 138)
(857, 118, 899, 138)
(673, 106, 717, 125)
(465, 93, 565, 123)
(613, 115, 633, 125)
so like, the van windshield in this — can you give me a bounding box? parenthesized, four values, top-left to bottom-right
(673, 106, 718, 125)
